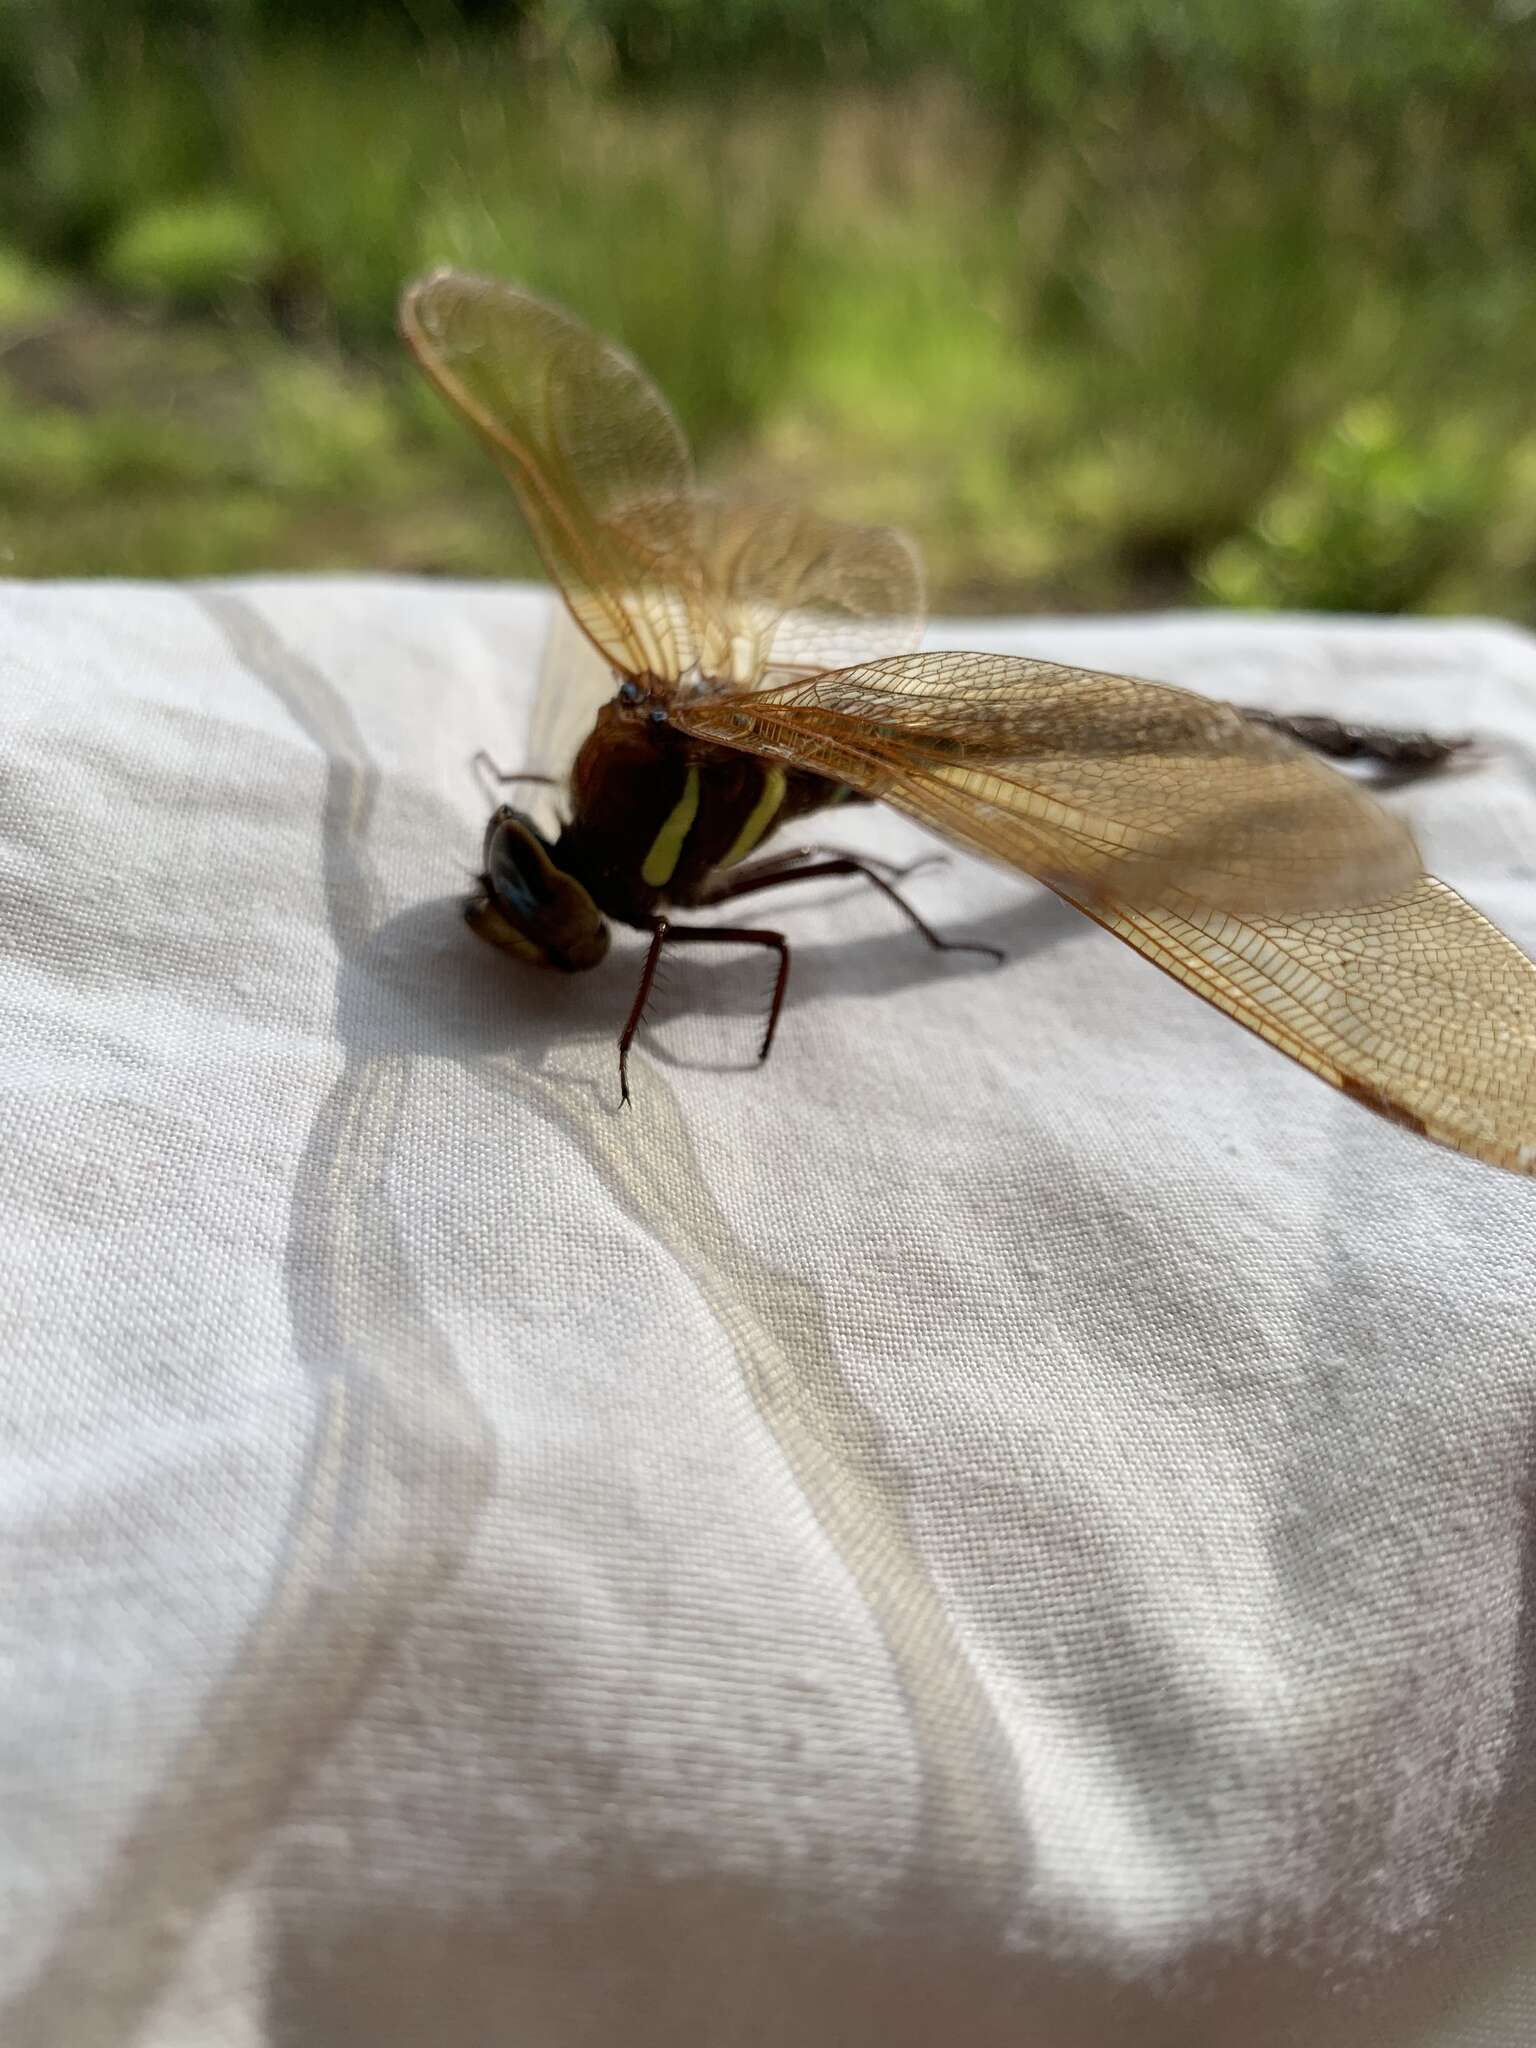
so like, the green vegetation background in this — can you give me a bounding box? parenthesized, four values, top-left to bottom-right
(3, 0, 1535, 616)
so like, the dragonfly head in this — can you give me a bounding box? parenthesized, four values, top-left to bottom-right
(467, 806, 609, 973)
(616, 675, 670, 726)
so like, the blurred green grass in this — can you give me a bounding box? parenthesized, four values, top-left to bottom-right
(2, 4, 1535, 616)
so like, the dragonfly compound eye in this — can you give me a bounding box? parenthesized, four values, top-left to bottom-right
(480, 813, 609, 973)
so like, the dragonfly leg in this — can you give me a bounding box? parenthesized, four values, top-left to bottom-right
(748, 842, 947, 883)
(695, 855, 1003, 965)
(470, 752, 561, 805)
(618, 919, 791, 1104)
(1236, 708, 1469, 777)
(618, 919, 669, 1107)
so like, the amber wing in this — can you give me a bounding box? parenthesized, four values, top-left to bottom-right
(688, 494, 923, 687)
(401, 270, 924, 694)
(402, 269, 698, 681)
(673, 649, 1536, 1174)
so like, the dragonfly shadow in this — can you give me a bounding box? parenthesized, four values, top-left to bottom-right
(646, 884, 1081, 1079)
(346, 881, 1084, 1093)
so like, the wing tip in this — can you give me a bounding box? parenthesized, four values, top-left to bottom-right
(398, 266, 529, 353)
(397, 267, 459, 355)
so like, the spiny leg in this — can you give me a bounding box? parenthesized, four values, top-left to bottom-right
(617, 918, 791, 1105)
(695, 853, 1004, 965)
(618, 921, 670, 1108)
(1236, 708, 1469, 776)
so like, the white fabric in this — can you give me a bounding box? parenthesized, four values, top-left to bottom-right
(3, 577, 1536, 2048)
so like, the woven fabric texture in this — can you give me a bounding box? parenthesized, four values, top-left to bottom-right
(3, 578, 1536, 2048)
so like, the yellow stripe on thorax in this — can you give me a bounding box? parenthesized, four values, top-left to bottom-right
(719, 765, 786, 868)
(641, 763, 701, 887)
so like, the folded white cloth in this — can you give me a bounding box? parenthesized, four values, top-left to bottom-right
(3, 578, 1535, 2048)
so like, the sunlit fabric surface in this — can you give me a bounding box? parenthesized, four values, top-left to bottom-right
(3, 578, 1535, 2048)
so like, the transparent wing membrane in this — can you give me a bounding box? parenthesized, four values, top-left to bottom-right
(690, 495, 923, 688)
(402, 271, 923, 696)
(675, 650, 1536, 1174)
(524, 598, 619, 814)
(402, 270, 698, 680)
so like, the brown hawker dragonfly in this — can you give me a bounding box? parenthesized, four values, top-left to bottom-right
(401, 268, 1536, 1175)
